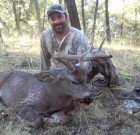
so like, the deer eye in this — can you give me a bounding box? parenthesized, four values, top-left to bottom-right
(71, 81, 79, 85)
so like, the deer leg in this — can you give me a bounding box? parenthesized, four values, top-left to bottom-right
(13, 103, 45, 129)
(44, 111, 69, 124)
(98, 60, 119, 86)
(87, 61, 100, 82)
(0, 71, 13, 89)
(0, 71, 13, 101)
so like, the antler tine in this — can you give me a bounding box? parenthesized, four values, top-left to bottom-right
(54, 33, 76, 73)
(58, 33, 70, 52)
(98, 35, 107, 51)
(82, 35, 112, 62)
(54, 32, 83, 61)
(56, 59, 75, 73)
(89, 43, 94, 52)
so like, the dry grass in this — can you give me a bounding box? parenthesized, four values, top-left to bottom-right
(0, 36, 40, 72)
(0, 36, 140, 135)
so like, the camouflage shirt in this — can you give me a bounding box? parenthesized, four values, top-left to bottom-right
(40, 26, 92, 72)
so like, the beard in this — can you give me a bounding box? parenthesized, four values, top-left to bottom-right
(52, 23, 67, 34)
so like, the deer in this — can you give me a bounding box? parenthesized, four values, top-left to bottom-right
(0, 34, 112, 129)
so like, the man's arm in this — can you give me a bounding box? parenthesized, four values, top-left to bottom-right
(40, 32, 51, 71)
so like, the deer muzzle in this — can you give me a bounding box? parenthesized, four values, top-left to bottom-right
(79, 94, 93, 105)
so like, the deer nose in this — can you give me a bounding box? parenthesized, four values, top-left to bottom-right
(79, 93, 93, 105)
(83, 92, 91, 97)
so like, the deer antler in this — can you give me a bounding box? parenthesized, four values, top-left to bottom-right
(54, 51, 112, 61)
(54, 34, 112, 72)
(98, 35, 106, 51)
(82, 35, 111, 61)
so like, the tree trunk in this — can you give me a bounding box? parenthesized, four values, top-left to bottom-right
(59, 0, 62, 4)
(33, 0, 42, 33)
(0, 30, 3, 43)
(65, 0, 81, 30)
(81, 0, 86, 33)
(90, 0, 98, 44)
(105, 0, 111, 43)
(134, 7, 139, 46)
(120, 0, 125, 45)
(42, 0, 47, 30)
(0, 17, 9, 32)
(26, 0, 34, 20)
(12, 0, 20, 33)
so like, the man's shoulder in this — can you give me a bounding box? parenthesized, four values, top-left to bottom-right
(69, 26, 87, 42)
(42, 28, 52, 36)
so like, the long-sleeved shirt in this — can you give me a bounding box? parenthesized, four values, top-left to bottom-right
(40, 26, 92, 72)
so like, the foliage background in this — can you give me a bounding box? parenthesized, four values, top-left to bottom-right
(0, 0, 139, 45)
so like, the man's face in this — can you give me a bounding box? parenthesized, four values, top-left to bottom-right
(48, 12, 68, 34)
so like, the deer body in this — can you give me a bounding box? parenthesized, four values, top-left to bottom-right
(0, 34, 113, 128)
(0, 66, 92, 128)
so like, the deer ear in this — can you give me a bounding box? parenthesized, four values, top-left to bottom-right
(33, 72, 59, 83)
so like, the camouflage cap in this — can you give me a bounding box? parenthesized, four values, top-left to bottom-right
(47, 4, 66, 17)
